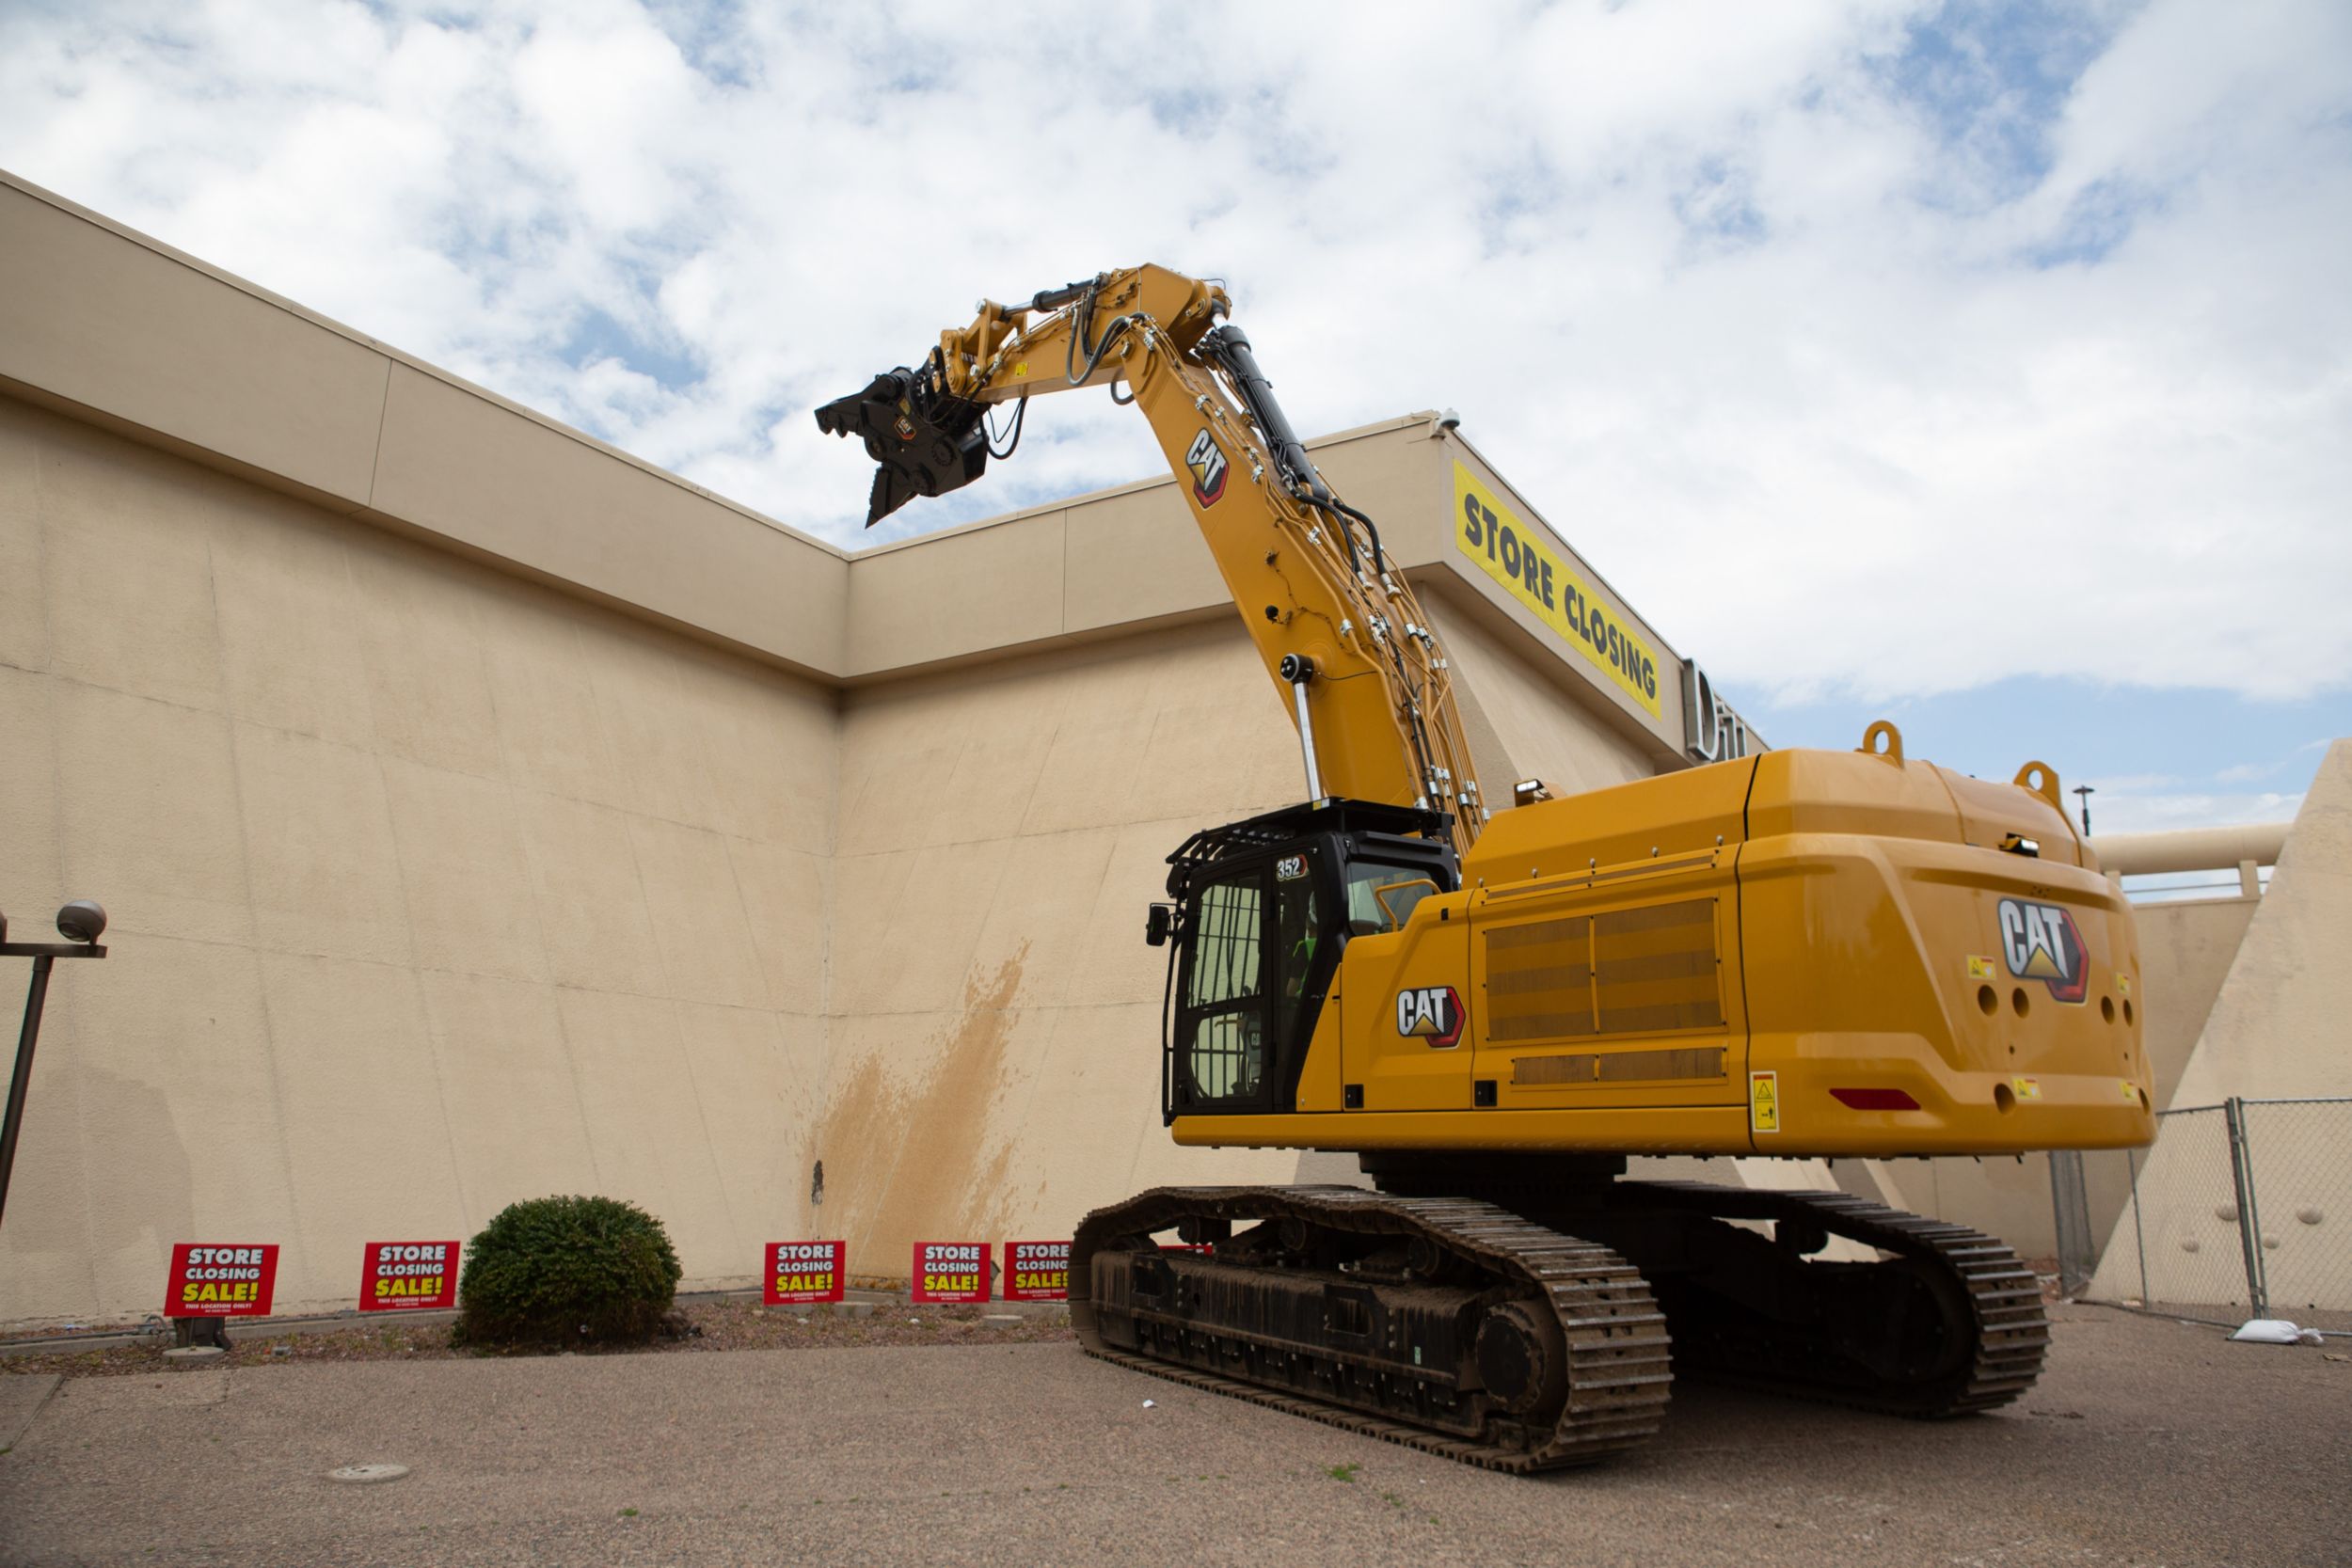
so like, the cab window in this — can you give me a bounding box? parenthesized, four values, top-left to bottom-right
(1343, 862, 1436, 935)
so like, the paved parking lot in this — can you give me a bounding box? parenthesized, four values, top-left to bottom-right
(2, 1306, 2345, 1567)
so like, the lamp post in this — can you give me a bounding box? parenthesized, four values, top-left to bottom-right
(2072, 784, 2095, 837)
(0, 899, 108, 1235)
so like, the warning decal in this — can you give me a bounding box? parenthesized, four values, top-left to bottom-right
(1749, 1070, 1780, 1134)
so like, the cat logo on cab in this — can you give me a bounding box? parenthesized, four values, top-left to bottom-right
(1395, 986, 1465, 1049)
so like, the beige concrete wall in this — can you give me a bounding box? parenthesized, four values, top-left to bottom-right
(2089, 739, 2352, 1308)
(0, 170, 850, 681)
(0, 169, 1771, 1324)
(0, 397, 838, 1324)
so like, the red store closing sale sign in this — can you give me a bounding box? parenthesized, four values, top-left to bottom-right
(766, 1242, 846, 1305)
(913, 1242, 990, 1303)
(1003, 1241, 1069, 1302)
(359, 1241, 459, 1311)
(166, 1243, 279, 1317)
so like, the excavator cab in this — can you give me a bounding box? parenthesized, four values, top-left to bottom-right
(1152, 799, 1455, 1121)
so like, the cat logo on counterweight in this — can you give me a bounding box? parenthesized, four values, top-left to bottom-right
(1997, 897, 2089, 1004)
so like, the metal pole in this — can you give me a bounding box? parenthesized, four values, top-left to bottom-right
(2127, 1147, 2150, 1308)
(2235, 1097, 2269, 1319)
(2223, 1097, 2269, 1319)
(0, 955, 56, 1233)
(2049, 1148, 2093, 1297)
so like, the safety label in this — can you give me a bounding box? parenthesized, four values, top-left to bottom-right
(1966, 955, 1994, 980)
(358, 1241, 458, 1311)
(166, 1243, 279, 1318)
(1454, 462, 1661, 718)
(913, 1242, 992, 1304)
(1003, 1241, 1069, 1303)
(2011, 1076, 2042, 1101)
(1749, 1070, 1780, 1134)
(766, 1241, 846, 1305)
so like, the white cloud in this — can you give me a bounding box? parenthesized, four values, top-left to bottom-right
(2094, 788, 2304, 837)
(1, 0, 2346, 707)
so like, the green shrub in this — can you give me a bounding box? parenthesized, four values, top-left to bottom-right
(457, 1195, 682, 1347)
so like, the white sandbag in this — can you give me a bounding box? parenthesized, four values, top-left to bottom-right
(2228, 1318, 2304, 1343)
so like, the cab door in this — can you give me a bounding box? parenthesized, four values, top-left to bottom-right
(1169, 861, 1277, 1116)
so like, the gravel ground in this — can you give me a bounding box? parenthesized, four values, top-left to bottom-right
(0, 1299, 1072, 1380)
(2, 1306, 2345, 1567)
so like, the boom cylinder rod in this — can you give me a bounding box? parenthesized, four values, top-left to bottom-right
(1281, 654, 1325, 800)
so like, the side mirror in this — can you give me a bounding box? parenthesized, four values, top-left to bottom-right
(1144, 903, 1173, 947)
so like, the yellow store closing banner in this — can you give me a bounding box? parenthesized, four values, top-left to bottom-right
(1454, 462, 1661, 718)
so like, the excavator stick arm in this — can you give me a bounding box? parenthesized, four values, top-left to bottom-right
(814, 265, 1486, 852)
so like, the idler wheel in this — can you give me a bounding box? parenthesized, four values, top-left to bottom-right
(1473, 1300, 1568, 1418)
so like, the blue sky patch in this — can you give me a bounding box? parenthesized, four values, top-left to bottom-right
(1742, 673, 2344, 833)
(1886, 0, 2133, 205)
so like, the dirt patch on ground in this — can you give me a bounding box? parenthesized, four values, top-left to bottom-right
(0, 1298, 1073, 1381)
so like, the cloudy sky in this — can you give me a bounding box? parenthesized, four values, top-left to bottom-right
(4, 0, 2345, 835)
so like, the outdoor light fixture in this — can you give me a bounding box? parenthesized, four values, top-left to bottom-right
(0, 898, 109, 1234)
(56, 900, 106, 944)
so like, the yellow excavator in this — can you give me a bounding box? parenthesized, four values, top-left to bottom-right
(818, 266, 2153, 1471)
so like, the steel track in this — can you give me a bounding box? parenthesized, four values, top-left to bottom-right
(1608, 1180, 2050, 1418)
(1071, 1184, 1673, 1473)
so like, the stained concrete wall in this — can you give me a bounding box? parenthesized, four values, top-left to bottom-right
(816, 623, 1316, 1270)
(0, 397, 837, 1323)
(0, 372, 1677, 1323)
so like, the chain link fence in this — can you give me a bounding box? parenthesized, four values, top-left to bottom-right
(2084, 1098, 2352, 1331)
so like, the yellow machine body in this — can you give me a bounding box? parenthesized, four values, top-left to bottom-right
(1176, 739, 2153, 1159)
